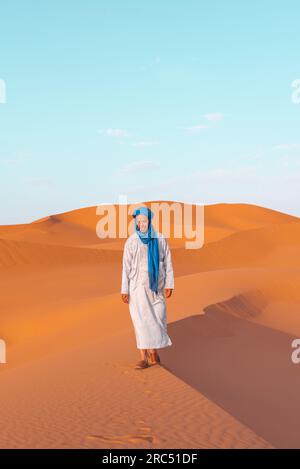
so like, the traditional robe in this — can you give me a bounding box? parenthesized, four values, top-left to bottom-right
(121, 231, 174, 349)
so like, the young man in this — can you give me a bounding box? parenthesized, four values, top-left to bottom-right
(121, 206, 174, 369)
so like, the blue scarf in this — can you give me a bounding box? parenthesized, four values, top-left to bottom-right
(133, 206, 160, 294)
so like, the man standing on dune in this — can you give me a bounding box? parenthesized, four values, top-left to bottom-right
(121, 206, 174, 369)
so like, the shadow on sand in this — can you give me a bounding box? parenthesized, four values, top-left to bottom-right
(161, 291, 300, 448)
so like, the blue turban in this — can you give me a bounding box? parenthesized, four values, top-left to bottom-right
(132, 206, 160, 294)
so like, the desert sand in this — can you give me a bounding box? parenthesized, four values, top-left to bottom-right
(1, 201, 300, 449)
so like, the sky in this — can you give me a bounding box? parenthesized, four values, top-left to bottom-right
(0, 0, 300, 224)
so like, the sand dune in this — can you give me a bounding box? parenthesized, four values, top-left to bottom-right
(0, 238, 121, 269)
(0, 201, 299, 448)
(0, 200, 298, 247)
(172, 220, 300, 275)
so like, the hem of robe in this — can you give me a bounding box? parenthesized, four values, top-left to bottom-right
(136, 344, 172, 350)
(136, 337, 172, 349)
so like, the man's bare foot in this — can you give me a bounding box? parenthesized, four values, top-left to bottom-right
(147, 350, 161, 366)
(135, 359, 149, 369)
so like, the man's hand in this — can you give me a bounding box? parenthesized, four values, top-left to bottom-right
(164, 288, 173, 298)
(121, 293, 129, 303)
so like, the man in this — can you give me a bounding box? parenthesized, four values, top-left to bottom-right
(121, 206, 174, 369)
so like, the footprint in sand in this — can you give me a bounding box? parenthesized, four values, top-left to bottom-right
(86, 427, 158, 446)
(110, 362, 166, 404)
(86, 419, 163, 446)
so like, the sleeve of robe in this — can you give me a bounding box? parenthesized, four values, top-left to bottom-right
(121, 239, 132, 294)
(163, 237, 174, 289)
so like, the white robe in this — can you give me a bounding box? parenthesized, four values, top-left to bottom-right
(121, 231, 174, 349)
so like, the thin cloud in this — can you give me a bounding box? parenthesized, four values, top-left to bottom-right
(203, 112, 224, 121)
(183, 124, 208, 133)
(119, 160, 160, 173)
(132, 141, 159, 148)
(273, 144, 300, 150)
(98, 128, 130, 138)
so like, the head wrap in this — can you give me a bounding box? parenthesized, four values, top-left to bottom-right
(132, 206, 159, 294)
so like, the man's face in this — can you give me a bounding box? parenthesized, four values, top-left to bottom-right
(136, 214, 149, 233)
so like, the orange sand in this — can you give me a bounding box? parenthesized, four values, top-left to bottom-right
(1, 201, 300, 448)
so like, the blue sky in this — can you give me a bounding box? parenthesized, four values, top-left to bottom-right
(0, 0, 300, 224)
